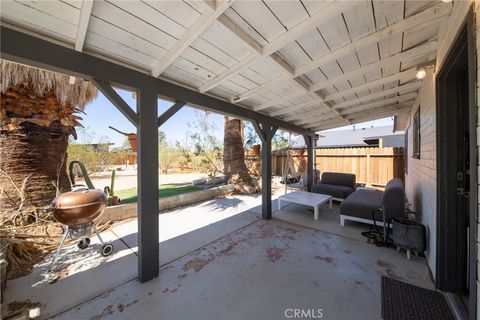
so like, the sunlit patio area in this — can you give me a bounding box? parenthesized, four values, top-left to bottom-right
(2, 0, 479, 319)
(5, 192, 433, 319)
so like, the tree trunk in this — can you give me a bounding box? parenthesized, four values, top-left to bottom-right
(223, 117, 256, 193)
(0, 123, 71, 211)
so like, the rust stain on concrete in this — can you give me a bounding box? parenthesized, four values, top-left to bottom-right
(376, 260, 393, 269)
(265, 246, 284, 262)
(217, 243, 236, 257)
(88, 305, 114, 320)
(314, 256, 335, 264)
(182, 253, 215, 272)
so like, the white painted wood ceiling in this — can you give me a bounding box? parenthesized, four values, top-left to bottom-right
(0, 0, 452, 131)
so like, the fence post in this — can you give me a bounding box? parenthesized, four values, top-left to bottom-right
(366, 154, 371, 187)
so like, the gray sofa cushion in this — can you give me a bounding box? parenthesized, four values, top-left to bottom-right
(339, 178, 406, 223)
(312, 183, 354, 199)
(383, 178, 405, 220)
(321, 172, 356, 190)
(340, 190, 383, 220)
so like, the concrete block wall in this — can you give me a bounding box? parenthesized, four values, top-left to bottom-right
(97, 184, 236, 223)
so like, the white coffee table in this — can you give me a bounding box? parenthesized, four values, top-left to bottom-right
(278, 191, 333, 220)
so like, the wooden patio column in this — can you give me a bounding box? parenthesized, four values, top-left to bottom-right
(253, 121, 278, 220)
(137, 88, 159, 282)
(303, 135, 314, 192)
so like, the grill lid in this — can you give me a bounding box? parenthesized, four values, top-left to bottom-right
(51, 189, 107, 209)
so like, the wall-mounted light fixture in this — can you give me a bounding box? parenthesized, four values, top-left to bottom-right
(415, 61, 436, 80)
(416, 68, 427, 80)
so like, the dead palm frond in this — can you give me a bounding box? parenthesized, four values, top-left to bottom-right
(0, 59, 97, 110)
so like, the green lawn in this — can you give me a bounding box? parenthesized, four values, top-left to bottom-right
(115, 184, 202, 204)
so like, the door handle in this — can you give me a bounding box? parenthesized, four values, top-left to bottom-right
(457, 188, 470, 197)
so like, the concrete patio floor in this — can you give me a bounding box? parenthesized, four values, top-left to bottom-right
(4, 191, 434, 320)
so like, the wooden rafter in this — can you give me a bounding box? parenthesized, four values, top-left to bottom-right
(308, 41, 437, 93)
(230, 75, 284, 103)
(297, 93, 417, 127)
(346, 105, 412, 122)
(310, 103, 413, 131)
(332, 82, 422, 110)
(75, 0, 94, 51)
(199, 1, 358, 93)
(151, 0, 234, 77)
(279, 77, 421, 123)
(294, 3, 451, 77)
(324, 68, 417, 102)
(269, 98, 325, 117)
(253, 91, 309, 111)
(227, 3, 449, 106)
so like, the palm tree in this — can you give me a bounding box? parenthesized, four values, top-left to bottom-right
(223, 117, 256, 193)
(0, 60, 97, 220)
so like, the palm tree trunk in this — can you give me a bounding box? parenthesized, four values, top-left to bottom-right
(223, 117, 256, 193)
(0, 123, 71, 212)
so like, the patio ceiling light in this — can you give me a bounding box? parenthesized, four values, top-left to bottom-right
(442, 0, 452, 3)
(415, 60, 436, 80)
(416, 68, 427, 80)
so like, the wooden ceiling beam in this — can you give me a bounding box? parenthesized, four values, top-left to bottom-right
(151, 0, 234, 77)
(324, 68, 418, 102)
(269, 98, 325, 117)
(199, 2, 358, 93)
(332, 81, 422, 110)
(253, 91, 309, 112)
(75, 0, 94, 51)
(230, 75, 284, 103)
(297, 93, 417, 126)
(275, 74, 420, 122)
(294, 3, 451, 77)
(310, 104, 412, 132)
(308, 41, 437, 93)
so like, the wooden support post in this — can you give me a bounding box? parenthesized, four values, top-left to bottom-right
(303, 135, 314, 192)
(253, 121, 278, 220)
(137, 88, 159, 282)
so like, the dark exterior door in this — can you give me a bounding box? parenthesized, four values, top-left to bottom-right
(436, 7, 477, 318)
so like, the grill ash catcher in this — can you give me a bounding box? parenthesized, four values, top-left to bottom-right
(49, 188, 113, 269)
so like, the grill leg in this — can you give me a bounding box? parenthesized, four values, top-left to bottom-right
(93, 225, 105, 246)
(49, 227, 69, 270)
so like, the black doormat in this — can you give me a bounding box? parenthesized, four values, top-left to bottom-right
(381, 276, 454, 320)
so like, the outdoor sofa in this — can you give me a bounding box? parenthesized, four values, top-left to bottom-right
(311, 172, 356, 201)
(339, 178, 405, 227)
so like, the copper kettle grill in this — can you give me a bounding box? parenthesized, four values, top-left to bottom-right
(49, 188, 114, 269)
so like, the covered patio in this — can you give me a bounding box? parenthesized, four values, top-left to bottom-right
(4, 193, 433, 319)
(1, 0, 478, 319)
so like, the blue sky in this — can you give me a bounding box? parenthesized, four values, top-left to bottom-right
(77, 88, 225, 147)
(77, 87, 392, 147)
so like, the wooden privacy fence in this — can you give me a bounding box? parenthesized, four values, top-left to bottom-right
(272, 147, 404, 188)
